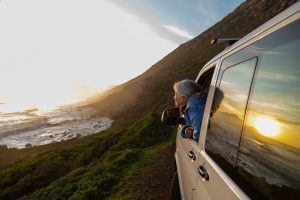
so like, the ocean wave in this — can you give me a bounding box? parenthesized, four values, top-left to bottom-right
(0, 106, 113, 149)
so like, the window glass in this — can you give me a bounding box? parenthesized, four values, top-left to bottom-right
(205, 58, 256, 171)
(238, 31, 300, 199)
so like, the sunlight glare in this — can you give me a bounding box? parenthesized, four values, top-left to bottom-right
(0, 0, 177, 113)
(254, 116, 280, 137)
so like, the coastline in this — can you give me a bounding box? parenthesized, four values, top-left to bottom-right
(0, 105, 113, 149)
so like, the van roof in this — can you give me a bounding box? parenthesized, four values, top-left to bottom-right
(200, 1, 300, 72)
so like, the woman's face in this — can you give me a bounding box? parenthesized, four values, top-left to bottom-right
(173, 91, 187, 108)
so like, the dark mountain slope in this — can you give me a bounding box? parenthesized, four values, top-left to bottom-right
(89, 0, 296, 122)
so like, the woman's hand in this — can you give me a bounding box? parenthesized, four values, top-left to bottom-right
(185, 128, 194, 138)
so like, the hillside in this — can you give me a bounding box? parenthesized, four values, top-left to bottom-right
(89, 0, 297, 121)
(0, 0, 297, 199)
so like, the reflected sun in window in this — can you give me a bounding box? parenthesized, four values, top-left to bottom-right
(254, 116, 281, 137)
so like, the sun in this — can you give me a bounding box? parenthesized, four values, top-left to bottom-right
(254, 116, 280, 137)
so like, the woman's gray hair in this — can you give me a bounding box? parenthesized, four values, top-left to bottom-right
(173, 79, 202, 98)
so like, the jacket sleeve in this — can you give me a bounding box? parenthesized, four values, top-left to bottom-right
(188, 103, 205, 141)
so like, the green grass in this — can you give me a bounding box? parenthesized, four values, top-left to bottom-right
(108, 141, 176, 200)
(0, 112, 176, 200)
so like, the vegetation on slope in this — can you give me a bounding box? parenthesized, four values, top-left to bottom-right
(0, 113, 176, 199)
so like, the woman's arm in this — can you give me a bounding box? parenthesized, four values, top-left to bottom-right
(189, 104, 205, 141)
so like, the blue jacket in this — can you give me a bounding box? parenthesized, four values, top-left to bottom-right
(180, 92, 206, 141)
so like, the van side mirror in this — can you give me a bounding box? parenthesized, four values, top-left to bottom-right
(161, 107, 185, 125)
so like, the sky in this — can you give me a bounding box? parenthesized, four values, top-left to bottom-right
(0, 0, 244, 113)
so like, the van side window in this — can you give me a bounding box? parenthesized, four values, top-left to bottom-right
(205, 58, 257, 175)
(237, 27, 300, 199)
(197, 67, 214, 95)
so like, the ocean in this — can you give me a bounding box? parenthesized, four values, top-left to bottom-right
(0, 105, 113, 149)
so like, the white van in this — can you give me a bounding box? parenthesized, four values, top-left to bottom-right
(162, 2, 300, 200)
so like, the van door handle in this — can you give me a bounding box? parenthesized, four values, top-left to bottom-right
(188, 151, 196, 160)
(198, 165, 209, 181)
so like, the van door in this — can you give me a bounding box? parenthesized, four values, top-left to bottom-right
(175, 64, 216, 200)
(175, 135, 201, 200)
(195, 57, 257, 200)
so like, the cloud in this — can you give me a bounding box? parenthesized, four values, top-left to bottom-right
(161, 25, 194, 40)
(108, 0, 244, 44)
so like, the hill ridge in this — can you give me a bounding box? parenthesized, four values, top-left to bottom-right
(89, 0, 297, 122)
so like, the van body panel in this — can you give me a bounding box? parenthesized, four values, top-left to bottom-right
(174, 146, 186, 200)
(195, 60, 250, 199)
(195, 151, 249, 200)
(175, 131, 200, 199)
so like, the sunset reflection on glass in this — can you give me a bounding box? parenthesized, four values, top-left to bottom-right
(253, 116, 280, 137)
(238, 28, 300, 198)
